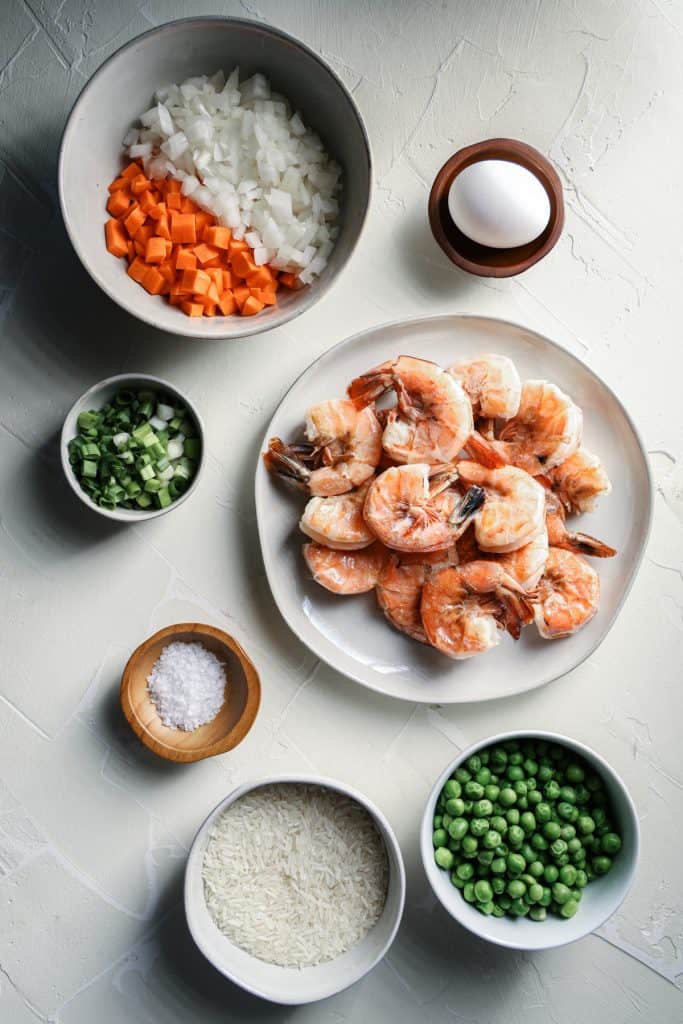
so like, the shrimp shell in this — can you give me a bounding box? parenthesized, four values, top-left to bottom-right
(303, 541, 390, 595)
(450, 353, 521, 419)
(494, 380, 583, 474)
(376, 548, 458, 643)
(456, 461, 546, 553)
(534, 548, 600, 639)
(544, 487, 616, 558)
(549, 447, 612, 515)
(300, 479, 375, 550)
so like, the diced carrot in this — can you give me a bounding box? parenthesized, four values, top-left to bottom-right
(193, 243, 220, 265)
(181, 300, 204, 317)
(108, 176, 129, 193)
(158, 260, 176, 285)
(123, 205, 146, 238)
(126, 240, 136, 262)
(222, 269, 233, 291)
(138, 190, 158, 214)
(180, 268, 210, 295)
(203, 225, 231, 249)
(231, 251, 257, 278)
(206, 281, 220, 304)
(164, 178, 182, 194)
(247, 265, 275, 289)
(127, 257, 149, 284)
(105, 218, 128, 258)
(194, 211, 213, 238)
(206, 268, 223, 289)
(135, 222, 154, 245)
(167, 192, 182, 211)
(107, 190, 131, 217)
(170, 281, 191, 300)
(233, 284, 250, 309)
(252, 286, 277, 306)
(134, 238, 146, 257)
(155, 212, 171, 240)
(175, 249, 197, 271)
(278, 271, 303, 289)
(168, 293, 183, 306)
(121, 162, 142, 180)
(202, 303, 217, 316)
(217, 291, 236, 315)
(229, 239, 249, 256)
(170, 213, 197, 245)
(241, 295, 265, 316)
(130, 173, 151, 195)
(145, 236, 167, 264)
(180, 196, 199, 214)
(142, 267, 166, 295)
(147, 201, 166, 221)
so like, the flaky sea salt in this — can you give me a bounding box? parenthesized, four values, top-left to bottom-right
(147, 641, 226, 731)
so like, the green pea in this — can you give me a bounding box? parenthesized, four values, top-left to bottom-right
(527, 882, 544, 903)
(506, 808, 520, 825)
(544, 821, 561, 841)
(539, 887, 552, 907)
(433, 829, 448, 847)
(442, 814, 453, 829)
(508, 825, 524, 847)
(473, 799, 493, 818)
(450, 871, 465, 889)
(592, 855, 612, 875)
(464, 781, 484, 800)
(577, 815, 596, 835)
(490, 746, 507, 766)
(491, 857, 507, 875)
(509, 751, 524, 766)
(528, 789, 542, 806)
(456, 862, 474, 881)
(567, 838, 582, 855)
(466, 754, 482, 773)
(529, 860, 544, 878)
(550, 839, 568, 859)
(448, 838, 460, 852)
(592, 807, 608, 827)
(492, 903, 506, 917)
(445, 797, 465, 817)
(475, 767, 492, 786)
(517, 796, 529, 811)
(520, 842, 536, 865)
(557, 801, 574, 821)
(470, 818, 490, 838)
(454, 767, 470, 785)
(509, 897, 529, 917)
(523, 758, 539, 776)
(552, 882, 571, 905)
(449, 817, 469, 840)
(513, 780, 528, 797)
(478, 849, 495, 866)
(566, 763, 585, 784)
(433, 815, 443, 829)
(435, 847, 454, 869)
(462, 835, 478, 856)
(536, 802, 552, 823)
(507, 852, 526, 876)
(491, 876, 505, 894)
(474, 880, 493, 903)
(506, 765, 525, 783)
(601, 832, 622, 855)
(444, 779, 462, 799)
(483, 829, 503, 850)
(575, 869, 588, 888)
(529, 905, 547, 921)
(520, 812, 536, 833)
(575, 784, 590, 806)
(559, 864, 577, 886)
(544, 864, 559, 883)
(499, 787, 517, 807)
(586, 773, 601, 792)
(530, 833, 548, 852)
(560, 899, 579, 919)
(544, 780, 561, 800)
(560, 824, 576, 841)
(507, 879, 526, 899)
(477, 900, 495, 916)
(498, 894, 512, 910)
(490, 816, 507, 834)
(484, 785, 500, 803)
(463, 881, 476, 903)
(538, 764, 554, 783)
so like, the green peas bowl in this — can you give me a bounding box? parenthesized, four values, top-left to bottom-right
(420, 731, 639, 950)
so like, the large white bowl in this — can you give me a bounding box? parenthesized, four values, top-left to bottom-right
(185, 774, 406, 1004)
(58, 17, 371, 339)
(420, 731, 639, 950)
(255, 314, 653, 703)
(61, 372, 205, 522)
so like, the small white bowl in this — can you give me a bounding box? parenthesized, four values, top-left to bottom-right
(420, 731, 639, 951)
(185, 774, 406, 1004)
(61, 372, 205, 522)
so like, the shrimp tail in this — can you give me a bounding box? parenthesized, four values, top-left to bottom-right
(448, 485, 486, 530)
(465, 430, 506, 469)
(497, 584, 536, 639)
(347, 370, 392, 408)
(557, 531, 617, 558)
(263, 437, 312, 488)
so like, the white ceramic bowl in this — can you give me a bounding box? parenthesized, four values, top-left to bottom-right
(185, 774, 406, 1004)
(58, 17, 371, 340)
(61, 372, 205, 522)
(420, 731, 639, 950)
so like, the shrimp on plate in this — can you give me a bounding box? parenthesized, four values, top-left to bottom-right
(376, 548, 457, 643)
(348, 355, 491, 466)
(544, 487, 616, 558)
(492, 380, 583, 475)
(450, 353, 522, 420)
(533, 547, 600, 639)
(549, 447, 612, 515)
(303, 541, 390, 595)
(299, 479, 375, 550)
(421, 561, 535, 659)
(363, 463, 485, 553)
(456, 461, 546, 553)
(263, 399, 381, 496)
(496, 528, 549, 591)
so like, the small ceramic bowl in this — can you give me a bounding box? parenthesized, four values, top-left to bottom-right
(185, 774, 406, 1003)
(428, 138, 564, 277)
(120, 623, 261, 763)
(421, 730, 639, 950)
(58, 17, 371, 340)
(61, 372, 204, 522)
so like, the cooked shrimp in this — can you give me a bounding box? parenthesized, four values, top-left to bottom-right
(363, 464, 484, 553)
(348, 355, 474, 465)
(450, 354, 521, 419)
(544, 487, 616, 558)
(303, 541, 390, 595)
(493, 380, 583, 474)
(549, 447, 612, 515)
(496, 528, 549, 591)
(421, 562, 535, 659)
(456, 525, 483, 564)
(534, 548, 599, 639)
(264, 400, 381, 496)
(300, 479, 375, 550)
(376, 548, 457, 643)
(456, 461, 546, 553)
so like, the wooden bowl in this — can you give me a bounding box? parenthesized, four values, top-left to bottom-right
(120, 623, 261, 763)
(428, 138, 564, 278)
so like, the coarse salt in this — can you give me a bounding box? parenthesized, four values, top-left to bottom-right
(147, 641, 226, 731)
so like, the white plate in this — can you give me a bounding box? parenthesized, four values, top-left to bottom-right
(255, 315, 652, 704)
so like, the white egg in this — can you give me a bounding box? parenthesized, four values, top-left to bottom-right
(447, 159, 551, 249)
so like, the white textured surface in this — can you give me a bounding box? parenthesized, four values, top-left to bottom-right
(0, 1, 682, 1021)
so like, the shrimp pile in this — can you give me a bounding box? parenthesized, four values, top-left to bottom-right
(264, 352, 617, 662)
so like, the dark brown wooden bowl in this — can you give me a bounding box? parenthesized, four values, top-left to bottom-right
(428, 138, 564, 278)
(120, 623, 261, 763)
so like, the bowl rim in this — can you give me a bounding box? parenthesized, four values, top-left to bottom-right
(60, 371, 205, 522)
(184, 772, 406, 1003)
(57, 15, 372, 340)
(420, 729, 640, 951)
(119, 622, 262, 762)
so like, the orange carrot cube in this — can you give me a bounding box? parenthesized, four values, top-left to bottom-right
(121, 162, 142, 180)
(145, 236, 167, 264)
(233, 284, 250, 309)
(108, 176, 130, 193)
(106, 190, 131, 217)
(123, 205, 146, 238)
(202, 303, 217, 316)
(241, 295, 264, 316)
(175, 249, 197, 271)
(170, 213, 197, 244)
(181, 268, 210, 295)
(231, 251, 257, 279)
(217, 291, 236, 315)
(138, 190, 158, 214)
(167, 192, 182, 211)
(181, 300, 204, 317)
(142, 267, 166, 295)
(203, 225, 231, 249)
(247, 265, 274, 290)
(127, 257, 149, 284)
(164, 178, 182, 194)
(155, 212, 171, 240)
(147, 201, 166, 221)
(105, 218, 128, 258)
(130, 173, 151, 195)
(193, 243, 220, 265)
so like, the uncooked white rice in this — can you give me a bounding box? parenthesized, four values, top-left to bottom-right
(202, 783, 389, 968)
